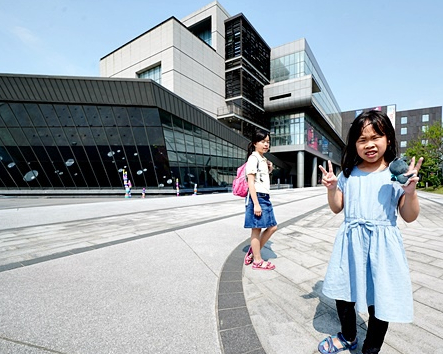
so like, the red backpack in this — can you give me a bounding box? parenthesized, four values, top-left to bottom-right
(232, 157, 259, 197)
(232, 162, 249, 197)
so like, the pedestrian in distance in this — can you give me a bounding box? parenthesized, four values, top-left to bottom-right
(243, 129, 278, 270)
(317, 110, 423, 354)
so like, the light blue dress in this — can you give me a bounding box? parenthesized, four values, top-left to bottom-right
(322, 166, 413, 323)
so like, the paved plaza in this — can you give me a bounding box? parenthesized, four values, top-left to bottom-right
(0, 188, 442, 353)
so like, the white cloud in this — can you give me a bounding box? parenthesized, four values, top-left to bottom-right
(10, 26, 42, 49)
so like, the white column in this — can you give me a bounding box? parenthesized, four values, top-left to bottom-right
(297, 151, 304, 188)
(311, 156, 317, 187)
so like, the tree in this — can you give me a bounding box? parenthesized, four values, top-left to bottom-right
(405, 122, 443, 188)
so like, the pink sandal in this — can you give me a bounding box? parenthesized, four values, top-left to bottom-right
(244, 246, 253, 265)
(252, 260, 275, 270)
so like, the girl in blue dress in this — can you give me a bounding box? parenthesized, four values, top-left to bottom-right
(317, 110, 423, 354)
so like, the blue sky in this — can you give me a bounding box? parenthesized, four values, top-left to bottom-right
(1, 0, 442, 112)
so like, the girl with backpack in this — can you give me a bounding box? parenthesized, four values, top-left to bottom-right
(243, 129, 278, 270)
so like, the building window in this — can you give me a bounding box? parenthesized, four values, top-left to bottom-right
(400, 127, 407, 135)
(400, 141, 407, 148)
(188, 17, 212, 47)
(422, 114, 429, 122)
(138, 64, 161, 85)
(401, 116, 407, 124)
(422, 125, 428, 132)
(198, 29, 211, 46)
(422, 139, 428, 145)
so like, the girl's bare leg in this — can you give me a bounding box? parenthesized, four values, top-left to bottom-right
(260, 225, 277, 249)
(250, 228, 263, 262)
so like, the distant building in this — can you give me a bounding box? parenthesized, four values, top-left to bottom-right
(100, 1, 345, 187)
(341, 105, 442, 156)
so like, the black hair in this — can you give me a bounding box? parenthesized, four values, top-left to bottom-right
(341, 110, 398, 177)
(246, 128, 270, 160)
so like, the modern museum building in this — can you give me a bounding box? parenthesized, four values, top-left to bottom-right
(0, 1, 345, 192)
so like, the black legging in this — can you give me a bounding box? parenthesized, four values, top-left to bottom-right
(336, 300, 389, 354)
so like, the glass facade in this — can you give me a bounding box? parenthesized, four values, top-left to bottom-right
(161, 111, 245, 189)
(139, 65, 162, 85)
(270, 50, 342, 139)
(270, 112, 341, 160)
(0, 102, 245, 190)
(198, 29, 212, 46)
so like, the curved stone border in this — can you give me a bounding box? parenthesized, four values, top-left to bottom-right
(217, 239, 266, 354)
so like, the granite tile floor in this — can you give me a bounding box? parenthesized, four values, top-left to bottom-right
(0, 188, 442, 354)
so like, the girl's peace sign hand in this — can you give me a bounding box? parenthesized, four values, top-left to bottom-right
(318, 160, 337, 190)
(402, 156, 424, 193)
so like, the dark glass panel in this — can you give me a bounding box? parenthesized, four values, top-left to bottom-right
(105, 126, 120, 143)
(4, 158, 29, 188)
(127, 107, 144, 127)
(19, 147, 44, 186)
(45, 146, 63, 164)
(77, 127, 96, 146)
(4, 146, 25, 166)
(151, 145, 169, 186)
(69, 105, 88, 127)
(83, 105, 103, 127)
(0, 103, 20, 127)
(0, 146, 14, 165)
(186, 153, 196, 165)
(0, 163, 14, 188)
(39, 104, 60, 127)
(10, 103, 32, 127)
(177, 152, 188, 164)
(102, 159, 120, 187)
(89, 126, 108, 146)
(173, 131, 186, 153)
(195, 154, 205, 165)
(29, 146, 52, 187)
(163, 128, 176, 152)
(112, 107, 130, 127)
(146, 127, 165, 147)
(0, 128, 17, 145)
(185, 132, 195, 153)
(172, 115, 183, 132)
(36, 127, 56, 146)
(158, 109, 172, 128)
(63, 127, 81, 146)
(177, 166, 187, 188)
(84, 146, 107, 187)
(167, 150, 178, 162)
(22, 127, 42, 146)
(50, 128, 69, 146)
(132, 126, 148, 146)
(54, 104, 74, 127)
(118, 127, 136, 146)
(24, 103, 47, 127)
(184, 167, 198, 189)
(137, 145, 157, 187)
(8, 128, 29, 145)
(202, 138, 210, 155)
(194, 136, 203, 155)
(169, 166, 180, 189)
(97, 106, 116, 127)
